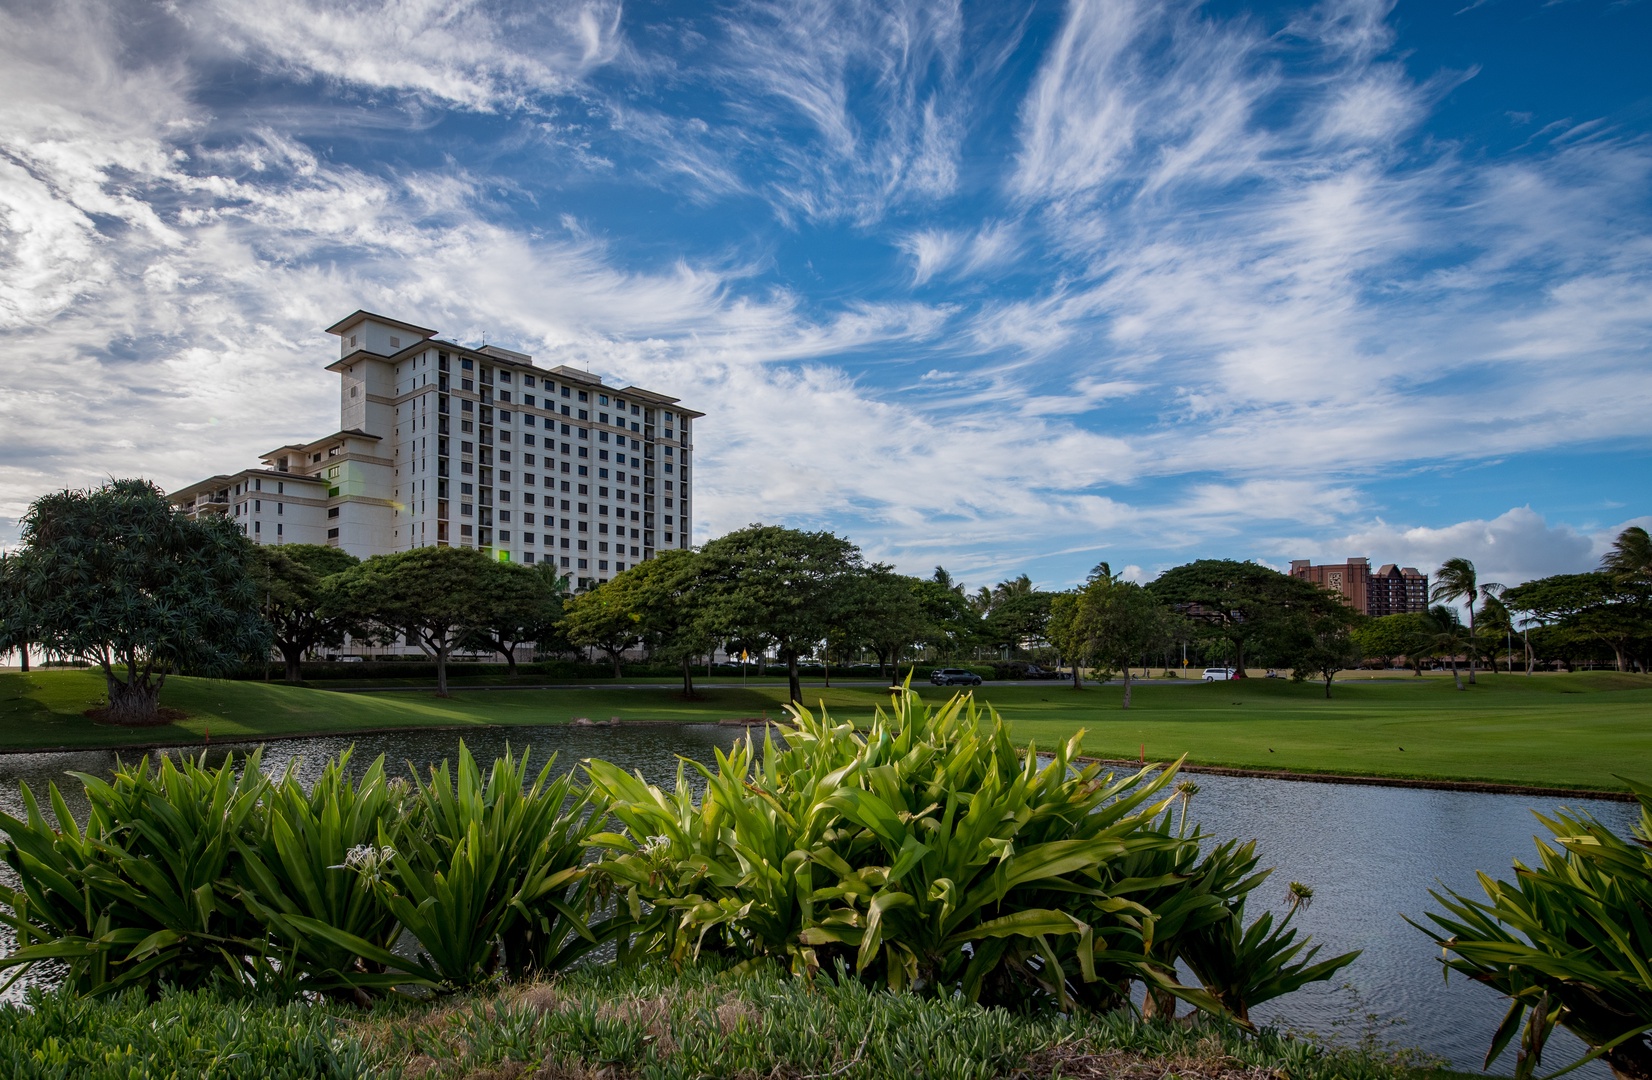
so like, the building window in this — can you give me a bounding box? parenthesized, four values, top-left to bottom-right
(277, 524, 283, 536)
(524, 533, 536, 545)
(327, 507, 339, 518)
(461, 504, 473, 516)
(499, 531, 511, 543)
(461, 524, 473, 537)
(254, 521, 261, 534)
(327, 528, 339, 539)
(524, 552, 535, 564)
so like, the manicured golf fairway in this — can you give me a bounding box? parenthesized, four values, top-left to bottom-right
(1, 669, 1646, 792)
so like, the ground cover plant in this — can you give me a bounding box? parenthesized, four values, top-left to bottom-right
(0, 961, 1443, 1080)
(1412, 777, 1652, 1080)
(3, 668, 1648, 791)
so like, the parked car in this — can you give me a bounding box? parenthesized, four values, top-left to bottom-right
(1202, 667, 1235, 681)
(1021, 664, 1063, 680)
(930, 668, 983, 686)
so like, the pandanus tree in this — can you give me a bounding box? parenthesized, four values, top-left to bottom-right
(9, 479, 268, 724)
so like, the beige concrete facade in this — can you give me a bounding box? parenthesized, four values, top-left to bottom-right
(1288, 557, 1428, 617)
(172, 310, 701, 585)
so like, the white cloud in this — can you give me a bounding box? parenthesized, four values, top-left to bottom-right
(188, 0, 625, 111)
(713, 0, 968, 223)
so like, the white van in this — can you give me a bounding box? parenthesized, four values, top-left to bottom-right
(1202, 667, 1235, 681)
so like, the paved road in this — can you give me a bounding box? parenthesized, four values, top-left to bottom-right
(324, 677, 1217, 693)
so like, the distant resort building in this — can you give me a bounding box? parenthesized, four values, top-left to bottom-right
(1289, 557, 1428, 617)
(170, 310, 700, 589)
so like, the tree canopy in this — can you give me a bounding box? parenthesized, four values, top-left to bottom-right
(462, 561, 568, 675)
(249, 544, 361, 682)
(325, 546, 500, 696)
(1147, 560, 1334, 676)
(1503, 571, 1650, 673)
(697, 524, 865, 703)
(11, 479, 268, 724)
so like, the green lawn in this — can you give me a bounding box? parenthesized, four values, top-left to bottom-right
(2, 668, 1647, 792)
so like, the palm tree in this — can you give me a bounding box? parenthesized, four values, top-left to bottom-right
(1427, 604, 1471, 691)
(1600, 525, 1652, 583)
(1478, 585, 1514, 674)
(1431, 558, 1503, 685)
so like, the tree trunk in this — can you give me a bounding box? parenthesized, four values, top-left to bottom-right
(435, 644, 451, 697)
(102, 668, 164, 725)
(1141, 986, 1177, 1020)
(501, 644, 518, 677)
(680, 654, 696, 698)
(281, 642, 305, 683)
(1121, 666, 1133, 709)
(1232, 637, 1246, 677)
(1324, 674, 1333, 698)
(786, 652, 802, 705)
(1451, 656, 1463, 691)
(610, 650, 623, 679)
(1467, 610, 1477, 684)
(1070, 660, 1082, 690)
(18, 642, 27, 673)
(823, 657, 831, 688)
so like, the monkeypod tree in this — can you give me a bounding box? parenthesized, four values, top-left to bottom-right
(828, 566, 926, 685)
(249, 544, 361, 682)
(325, 546, 498, 696)
(12, 479, 268, 724)
(1148, 560, 1334, 677)
(698, 524, 865, 704)
(604, 549, 715, 696)
(1503, 572, 1651, 674)
(464, 561, 568, 675)
(1279, 607, 1363, 697)
(560, 577, 646, 679)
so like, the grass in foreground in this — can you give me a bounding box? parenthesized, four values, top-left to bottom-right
(1, 669, 1647, 792)
(0, 962, 1444, 1080)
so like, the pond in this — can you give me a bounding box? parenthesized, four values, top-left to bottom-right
(0, 723, 1635, 1077)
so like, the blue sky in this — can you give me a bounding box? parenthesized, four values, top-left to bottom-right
(0, 0, 1647, 592)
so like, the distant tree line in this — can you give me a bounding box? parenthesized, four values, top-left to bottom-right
(1350, 528, 1652, 683)
(2, 479, 1647, 723)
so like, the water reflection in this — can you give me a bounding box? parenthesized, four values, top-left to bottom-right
(0, 726, 1634, 1077)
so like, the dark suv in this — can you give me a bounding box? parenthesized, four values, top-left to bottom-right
(1021, 664, 1062, 680)
(930, 668, 983, 687)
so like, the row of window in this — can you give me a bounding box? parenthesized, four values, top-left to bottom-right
(434, 351, 684, 426)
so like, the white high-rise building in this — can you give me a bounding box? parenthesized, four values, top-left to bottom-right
(171, 310, 700, 587)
